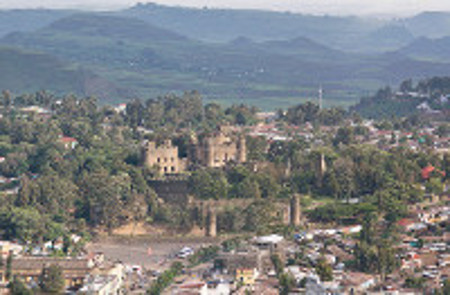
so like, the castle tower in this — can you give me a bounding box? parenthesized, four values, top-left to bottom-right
(206, 138, 215, 167)
(187, 130, 199, 166)
(144, 140, 181, 175)
(290, 194, 301, 227)
(237, 134, 247, 163)
(206, 206, 217, 237)
(315, 153, 327, 187)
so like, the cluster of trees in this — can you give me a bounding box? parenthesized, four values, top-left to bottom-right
(187, 246, 220, 267)
(189, 164, 282, 200)
(0, 92, 168, 242)
(351, 77, 450, 119)
(0, 88, 447, 242)
(0, 90, 268, 240)
(271, 254, 296, 295)
(124, 91, 259, 132)
(148, 262, 184, 295)
(281, 101, 346, 126)
(353, 213, 399, 280)
(297, 144, 447, 224)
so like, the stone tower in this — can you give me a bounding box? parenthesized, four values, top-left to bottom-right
(206, 206, 217, 237)
(290, 194, 301, 226)
(315, 153, 327, 187)
(237, 134, 247, 163)
(205, 138, 215, 168)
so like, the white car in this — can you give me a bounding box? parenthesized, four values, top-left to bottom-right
(177, 247, 194, 258)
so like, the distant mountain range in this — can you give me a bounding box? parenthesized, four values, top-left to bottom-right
(1, 4, 450, 109)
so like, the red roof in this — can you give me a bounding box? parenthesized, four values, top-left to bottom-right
(421, 165, 446, 179)
(397, 218, 414, 227)
(59, 136, 78, 143)
(422, 165, 435, 179)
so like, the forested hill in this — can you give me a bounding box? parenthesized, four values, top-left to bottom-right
(4, 12, 450, 108)
(0, 46, 130, 99)
(2, 6, 450, 108)
(0, 9, 72, 37)
(120, 3, 383, 51)
(0, 46, 86, 95)
(395, 36, 450, 63)
(350, 77, 450, 119)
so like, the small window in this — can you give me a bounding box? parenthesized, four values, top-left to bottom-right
(164, 158, 168, 162)
(157, 158, 160, 163)
(171, 157, 175, 162)
(171, 166, 175, 172)
(164, 167, 168, 173)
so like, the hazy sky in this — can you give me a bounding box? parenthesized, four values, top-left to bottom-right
(1, 0, 450, 16)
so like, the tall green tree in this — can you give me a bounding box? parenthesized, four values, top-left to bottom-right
(8, 277, 32, 295)
(39, 264, 65, 293)
(315, 257, 333, 282)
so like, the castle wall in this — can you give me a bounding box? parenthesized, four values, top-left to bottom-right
(145, 141, 184, 175)
(148, 179, 189, 204)
(200, 132, 246, 168)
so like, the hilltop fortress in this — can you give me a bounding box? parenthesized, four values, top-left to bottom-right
(144, 126, 246, 174)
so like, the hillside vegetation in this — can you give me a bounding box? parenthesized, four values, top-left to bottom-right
(0, 46, 129, 99)
(1, 5, 450, 108)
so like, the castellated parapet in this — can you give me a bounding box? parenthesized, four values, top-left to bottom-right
(198, 127, 246, 168)
(145, 127, 247, 173)
(145, 140, 186, 175)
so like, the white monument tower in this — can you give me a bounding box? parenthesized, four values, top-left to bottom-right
(318, 85, 323, 110)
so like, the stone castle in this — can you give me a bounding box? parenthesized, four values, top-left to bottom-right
(195, 129, 246, 168)
(144, 127, 246, 174)
(144, 140, 187, 175)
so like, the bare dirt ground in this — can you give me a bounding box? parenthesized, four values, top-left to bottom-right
(86, 236, 218, 270)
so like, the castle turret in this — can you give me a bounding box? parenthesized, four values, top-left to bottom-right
(290, 194, 301, 227)
(237, 134, 247, 163)
(206, 138, 215, 167)
(206, 206, 217, 237)
(144, 140, 183, 175)
(315, 153, 327, 187)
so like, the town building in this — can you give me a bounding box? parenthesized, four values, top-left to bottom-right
(235, 268, 258, 286)
(58, 136, 78, 149)
(0, 257, 94, 288)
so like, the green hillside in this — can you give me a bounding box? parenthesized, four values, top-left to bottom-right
(120, 3, 386, 52)
(395, 36, 450, 63)
(0, 46, 128, 99)
(0, 9, 71, 37)
(2, 14, 373, 107)
(2, 12, 450, 109)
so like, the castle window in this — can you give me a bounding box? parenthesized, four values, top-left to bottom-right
(157, 158, 160, 163)
(164, 167, 168, 173)
(171, 166, 175, 172)
(171, 157, 175, 162)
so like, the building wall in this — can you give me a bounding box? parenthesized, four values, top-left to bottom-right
(235, 268, 257, 286)
(145, 140, 185, 174)
(148, 179, 189, 204)
(199, 131, 246, 168)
